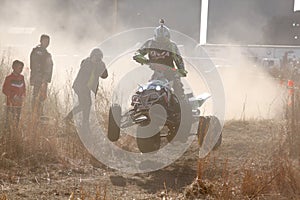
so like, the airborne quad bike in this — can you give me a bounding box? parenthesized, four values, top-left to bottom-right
(107, 64, 222, 153)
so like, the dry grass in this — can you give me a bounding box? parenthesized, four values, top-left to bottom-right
(0, 193, 7, 200)
(0, 51, 112, 168)
(0, 51, 112, 199)
(1, 50, 300, 199)
(189, 116, 300, 200)
(67, 185, 108, 200)
(190, 152, 299, 199)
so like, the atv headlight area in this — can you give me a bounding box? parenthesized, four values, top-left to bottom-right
(155, 85, 161, 91)
(138, 87, 144, 93)
(132, 95, 140, 104)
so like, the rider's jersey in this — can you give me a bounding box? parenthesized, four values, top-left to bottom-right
(136, 39, 185, 70)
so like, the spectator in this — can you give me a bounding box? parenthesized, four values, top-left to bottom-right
(30, 34, 53, 117)
(2, 60, 26, 129)
(65, 48, 108, 132)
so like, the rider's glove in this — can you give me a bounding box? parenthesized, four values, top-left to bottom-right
(133, 54, 149, 65)
(178, 68, 188, 77)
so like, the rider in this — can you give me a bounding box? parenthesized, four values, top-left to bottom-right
(133, 19, 188, 100)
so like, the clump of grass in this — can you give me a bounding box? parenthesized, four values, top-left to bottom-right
(190, 117, 300, 200)
(0, 193, 7, 200)
(184, 178, 215, 199)
(239, 149, 300, 199)
(272, 153, 300, 197)
(68, 184, 108, 200)
(241, 168, 274, 198)
(190, 152, 299, 199)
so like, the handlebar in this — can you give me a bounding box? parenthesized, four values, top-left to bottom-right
(133, 54, 187, 77)
(148, 63, 186, 78)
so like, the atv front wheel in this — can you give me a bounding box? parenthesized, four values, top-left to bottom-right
(136, 125, 161, 153)
(107, 104, 121, 142)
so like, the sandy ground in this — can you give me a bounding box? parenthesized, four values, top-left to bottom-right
(0, 119, 298, 200)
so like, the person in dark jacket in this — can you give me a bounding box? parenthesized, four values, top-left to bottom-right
(65, 48, 108, 131)
(133, 19, 188, 99)
(2, 60, 26, 129)
(30, 34, 53, 117)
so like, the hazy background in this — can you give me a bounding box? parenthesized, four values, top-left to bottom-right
(0, 0, 295, 119)
(1, 0, 299, 49)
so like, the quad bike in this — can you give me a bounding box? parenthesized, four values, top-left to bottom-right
(107, 64, 222, 153)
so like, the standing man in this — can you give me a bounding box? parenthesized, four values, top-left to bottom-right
(65, 48, 108, 132)
(30, 34, 53, 117)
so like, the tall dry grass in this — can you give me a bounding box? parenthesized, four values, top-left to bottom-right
(190, 144, 300, 199)
(0, 51, 112, 170)
(188, 88, 300, 199)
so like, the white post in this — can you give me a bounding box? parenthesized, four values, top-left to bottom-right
(200, 0, 209, 45)
(295, 0, 300, 12)
(113, 0, 118, 32)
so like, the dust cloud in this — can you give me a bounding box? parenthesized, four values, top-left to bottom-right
(204, 6, 287, 120)
(0, 0, 286, 120)
(0, 0, 114, 92)
(215, 47, 285, 120)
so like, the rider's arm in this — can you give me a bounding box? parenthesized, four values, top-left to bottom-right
(171, 43, 185, 70)
(172, 43, 187, 77)
(133, 40, 151, 65)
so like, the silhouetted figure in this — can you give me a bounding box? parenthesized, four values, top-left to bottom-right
(30, 34, 53, 117)
(65, 48, 108, 131)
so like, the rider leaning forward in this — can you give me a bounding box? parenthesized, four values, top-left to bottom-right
(133, 19, 188, 100)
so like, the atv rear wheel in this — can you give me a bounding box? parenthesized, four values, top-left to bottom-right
(197, 116, 222, 150)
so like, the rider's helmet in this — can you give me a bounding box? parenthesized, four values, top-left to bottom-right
(154, 19, 170, 43)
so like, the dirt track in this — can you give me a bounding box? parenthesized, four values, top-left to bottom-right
(0, 119, 297, 199)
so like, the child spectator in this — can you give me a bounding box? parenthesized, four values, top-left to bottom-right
(2, 60, 26, 129)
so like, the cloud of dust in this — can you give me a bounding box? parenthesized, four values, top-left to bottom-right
(0, 0, 115, 93)
(216, 47, 286, 120)
(0, 0, 287, 120)
(204, 2, 288, 119)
